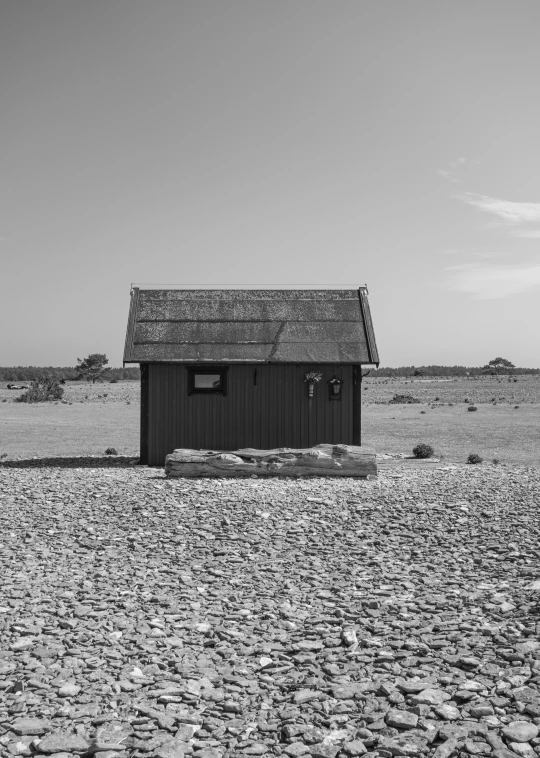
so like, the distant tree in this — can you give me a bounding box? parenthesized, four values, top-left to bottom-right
(483, 357, 515, 375)
(75, 353, 109, 383)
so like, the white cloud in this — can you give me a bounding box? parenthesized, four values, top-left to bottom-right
(458, 192, 540, 237)
(446, 261, 540, 299)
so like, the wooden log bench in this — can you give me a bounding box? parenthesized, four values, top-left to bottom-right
(164, 444, 377, 478)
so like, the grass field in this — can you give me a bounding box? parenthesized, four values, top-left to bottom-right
(1, 376, 539, 467)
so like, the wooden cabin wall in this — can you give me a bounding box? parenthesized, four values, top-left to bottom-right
(141, 363, 359, 466)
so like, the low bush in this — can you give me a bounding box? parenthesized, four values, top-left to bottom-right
(467, 405, 477, 412)
(16, 377, 64, 404)
(389, 394, 422, 404)
(105, 447, 118, 455)
(109, 378, 119, 383)
(413, 443, 434, 459)
(467, 453, 483, 464)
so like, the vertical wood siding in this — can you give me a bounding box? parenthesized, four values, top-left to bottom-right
(146, 363, 355, 466)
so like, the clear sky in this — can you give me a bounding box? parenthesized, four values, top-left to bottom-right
(1, 1, 539, 367)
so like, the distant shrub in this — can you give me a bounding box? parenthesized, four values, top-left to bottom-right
(105, 447, 118, 455)
(16, 377, 64, 404)
(110, 378, 119, 383)
(464, 398, 469, 403)
(434, 397, 440, 401)
(420, 410, 426, 414)
(413, 443, 434, 459)
(514, 405, 519, 409)
(389, 394, 421, 404)
(467, 405, 477, 412)
(492, 458, 500, 465)
(467, 453, 483, 464)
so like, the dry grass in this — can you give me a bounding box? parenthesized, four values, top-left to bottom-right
(362, 373, 540, 405)
(362, 403, 540, 467)
(1, 378, 539, 467)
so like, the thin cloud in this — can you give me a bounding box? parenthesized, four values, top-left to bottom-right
(437, 168, 460, 184)
(446, 261, 540, 299)
(515, 229, 540, 239)
(458, 192, 540, 237)
(437, 157, 467, 184)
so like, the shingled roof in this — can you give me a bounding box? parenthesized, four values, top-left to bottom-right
(124, 288, 379, 365)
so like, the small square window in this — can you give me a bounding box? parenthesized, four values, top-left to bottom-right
(187, 367, 228, 396)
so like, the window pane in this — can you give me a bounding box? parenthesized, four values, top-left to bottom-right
(194, 373, 222, 389)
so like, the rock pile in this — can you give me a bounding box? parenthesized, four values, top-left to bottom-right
(1, 462, 539, 758)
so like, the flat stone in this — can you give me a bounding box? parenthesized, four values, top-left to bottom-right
(154, 739, 191, 758)
(502, 723, 538, 743)
(511, 688, 540, 705)
(463, 740, 491, 755)
(377, 733, 428, 756)
(293, 689, 320, 704)
(459, 657, 481, 669)
(11, 719, 50, 736)
(397, 682, 432, 694)
(37, 734, 90, 754)
(409, 689, 450, 706)
(386, 710, 419, 730)
(432, 738, 459, 758)
(342, 740, 367, 756)
(507, 743, 537, 758)
(469, 704, 494, 718)
(242, 745, 269, 755)
(436, 724, 469, 742)
(433, 704, 461, 721)
(283, 745, 311, 757)
(57, 683, 81, 697)
(309, 743, 340, 758)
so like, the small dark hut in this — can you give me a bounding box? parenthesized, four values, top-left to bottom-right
(124, 287, 379, 466)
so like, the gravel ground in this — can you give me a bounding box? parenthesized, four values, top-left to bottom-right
(1, 462, 540, 758)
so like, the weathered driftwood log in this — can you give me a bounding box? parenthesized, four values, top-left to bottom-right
(165, 444, 376, 478)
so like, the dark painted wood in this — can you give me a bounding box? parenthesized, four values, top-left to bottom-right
(144, 363, 357, 466)
(352, 364, 361, 446)
(140, 363, 149, 464)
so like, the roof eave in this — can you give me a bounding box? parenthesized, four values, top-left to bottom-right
(123, 287, 139, 366)
(358, 287, 380, 367)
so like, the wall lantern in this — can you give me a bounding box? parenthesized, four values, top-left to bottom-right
(328, 376, 343, 400)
